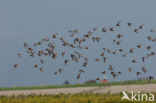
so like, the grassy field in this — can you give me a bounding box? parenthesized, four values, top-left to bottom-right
(0, 93, 155, 103)
(0, 79, 156, 91)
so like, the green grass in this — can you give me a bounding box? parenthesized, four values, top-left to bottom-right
(0, 80, 156, 91)
(0, 93, 156, 103)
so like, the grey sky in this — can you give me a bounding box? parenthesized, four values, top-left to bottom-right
(0, 0, 156, 87)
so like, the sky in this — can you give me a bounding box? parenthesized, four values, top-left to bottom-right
(0, 0, 156, 87)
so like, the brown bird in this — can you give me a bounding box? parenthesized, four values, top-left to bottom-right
(58, 68, 63, 74)
(40, 59, 45, 64)
(107, 49, 111, 54)
(52, 53, 58, 59)
(96, 77, 100, 81)
(139, 24, 144, 29)
(142, 57, 146, 63)
(137, 44, 142, 48)
(128, 67, 133, 72)
(70, 54, 75, 61)
(65, 60, 69, 65)
(79, 69, 85, 73)
(117, 34, 123, 39)
(101, 70, 106, 74)
(108, 65, 113, 71)
(134, 29, 138, 33)
(146, 53, 151, 58)
(119, 49, 123, 53)
(113, 39, 118, 43)
(82, 62, 88, 67)
(84, 57, 88, 62)
(62, 51, 66, 57)
(136, 72, 141, 77)
(85, 46, 89, 49)
(39, 67, 44, 72)
(76, 73, 81, 80)
(129, 48, 134, 53)
(100, 52, 105, 56)
(17, 53, 22, 58)
(149, 76, 154, 81)
(103, 57, 107, 63)
(151, 52, 155, 56)
(111, 72, 117, 78)
(54, 71, 58, 75)
(24, 43, 29, 48)
(52, 33, 58, 38)
(127, 22, 132, 27)
(14, 63, 18, 69)
(123, 53, 128, 57)
(34, 64, 38, 68)
(132, 59, 137, 63)
(116, 41, 121, 45)
(147, 46, 151, 51)
(110, 27, 114, 31)
(147, 36, 152, 41)
(116, 21, 121, 26)
(118, 71, 122, 75)
(141, 66, 147, 73)
(95, 58, 100, 62)
(102, 28, 107, 32)
(93, 27, 98, 31)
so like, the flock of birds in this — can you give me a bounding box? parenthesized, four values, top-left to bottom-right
(13, 21, 156, 82)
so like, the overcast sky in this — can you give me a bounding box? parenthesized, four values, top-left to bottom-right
(0, 0, 156, 87)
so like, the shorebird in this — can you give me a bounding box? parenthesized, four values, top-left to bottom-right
(58, 68, 63, 74)
(101, 70, 106, 74)
(34, 64, 38, 68)
(17, 53, 22, 58)
(24, 43, 29, 48)
(128, 67, 133, 72)
(93, 27, 98, 31)
(76, 73, 81, 79)
(40, 59, 45, 64)
(136, 72, 141, 77)
(102, 28, 107, 32)
(52, 33, 58, 38)
(103, 57, 107, 63)
(79, 69, 85, 73)
(139, 24, 144, 29)
(96, 77, 100, 81)
(137, 44, 142, 48)
(141, 66, 147, 73)
(117, 34, 123, 39)
(134, 29, 138, 33)
(127, 22, 132, 27)
(132, 59, 137, 63)
(116, 21, 121, 26)
(65, 60, 69, 65)
(142, 57, 146, 63)
(39, 67, 44, 72)
(54, 71, 58, 75)
(110, 27, 114, 31)
(14, 63, 18, 69)
(147, 46, 151, 51)
(84, 57, 88, 62)
(82, 62, 88, 67)
(129, 48, 134, 53)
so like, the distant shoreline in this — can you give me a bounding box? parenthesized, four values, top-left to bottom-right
(0, 80, 156, 91)
(0, 84, 156, 96)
